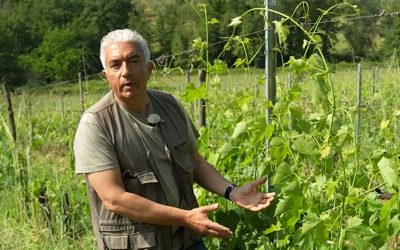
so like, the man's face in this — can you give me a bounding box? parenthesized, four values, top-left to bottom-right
(102, 41, 153, 105)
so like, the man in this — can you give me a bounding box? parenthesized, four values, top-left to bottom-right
(74, 28, 275, 250)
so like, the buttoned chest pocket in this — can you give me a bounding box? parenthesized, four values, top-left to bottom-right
(173, 140, 197, 176)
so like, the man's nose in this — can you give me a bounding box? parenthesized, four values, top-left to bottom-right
(121, 62, 131, 77)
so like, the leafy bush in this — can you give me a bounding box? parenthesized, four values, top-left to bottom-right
(19, 28, 82, 82)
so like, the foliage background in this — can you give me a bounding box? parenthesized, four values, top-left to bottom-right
(1, 0, 400, 85)
(0, 0, 400, 249)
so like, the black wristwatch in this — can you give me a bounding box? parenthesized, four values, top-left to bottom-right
(224, 184, 237, 200)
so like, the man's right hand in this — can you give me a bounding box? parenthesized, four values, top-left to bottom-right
(183, 203, 233, 238)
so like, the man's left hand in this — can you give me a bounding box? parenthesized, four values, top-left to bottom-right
(230, 176, 275, 212)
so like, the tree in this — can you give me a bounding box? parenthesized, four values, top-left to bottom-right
(207, 0, 264, 67)
(276, 0, 342, 62)
(0, 0, 397, 86)
(379, 0, 400, 59)
(68, 0, 133, 74)
(339, 0, 381, 61)
(19, 28, 82, 82)
(0, 0, 136, 84)
(0, 0, 38, 84)
(0, 0, 83, 85)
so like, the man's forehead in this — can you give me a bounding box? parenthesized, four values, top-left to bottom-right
(105, 42, 143, 57)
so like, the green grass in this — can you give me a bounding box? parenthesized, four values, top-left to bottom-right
(0, 65, 399, 249)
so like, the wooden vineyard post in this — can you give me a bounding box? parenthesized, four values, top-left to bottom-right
(264, 0, 277, 192)
(355, 63, 362, 144)
(185, 71, 190, 85)
(186, 70, 195, 116)
(63, 192, 71, 233)
(264, 0, 277, 140)
(2, 82, 17, 141)
(78, 72, 85, 114)
(38, 186, 52, 227)
(372, 66, 379, 94)
(60, 91, 65, 119)
(198, 70, 206, 128)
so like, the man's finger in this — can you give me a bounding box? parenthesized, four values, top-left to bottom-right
(206, 228, 232, 238)
(199, 203, 219, 213)
(206, 222, 233, 238)
(263, 192, 276, 198)
(252, 176, 268, 187)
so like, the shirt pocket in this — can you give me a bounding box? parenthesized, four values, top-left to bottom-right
(173, 140, 197, 174)
(100, 223, 157, 250)
(123, 170, 164, 203)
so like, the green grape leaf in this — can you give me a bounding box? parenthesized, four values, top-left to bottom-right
(231, 121, 247, 139)
(298, 212, 328, 248)
(180, 83, 206, 102)
(292, 135, 319, 156)
(209, 59, 228, 74)
(269, 137, 290, 163)
(345, 216, 375, 250)
(273, 18, 289, 46)
(208, 17, 219, 25)
(272, 162, 294, 186)
(378, 157, 398, 192)
(388, 214, 400, 236)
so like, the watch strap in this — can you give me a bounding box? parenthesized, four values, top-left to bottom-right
(224, 184, 236, 200)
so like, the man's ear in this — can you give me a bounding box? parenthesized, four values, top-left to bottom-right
(147, 61, 154, 74)
(101, 69, 107, 79)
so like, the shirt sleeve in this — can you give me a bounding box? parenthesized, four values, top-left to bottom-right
(73, 112, 119, 174)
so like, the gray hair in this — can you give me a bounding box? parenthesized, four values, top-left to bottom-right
(100, 29, 150, 69)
